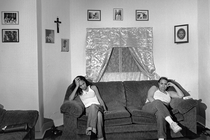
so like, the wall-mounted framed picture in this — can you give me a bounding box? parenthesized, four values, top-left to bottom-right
(45, 29, 54, 43)
(87, 10, 101, 21)
(174, 24, 189, 43)
(136, 10, 149, 21)
(2, 29, 19, 43)
(1, 11, 19, 25)
(61, 39, 69, 52)
(113, 8, 123, 21)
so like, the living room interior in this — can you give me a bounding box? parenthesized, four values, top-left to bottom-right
(0, 0, 210, 139)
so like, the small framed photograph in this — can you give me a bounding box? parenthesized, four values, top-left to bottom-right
(61, 39, 69, 52)
(136, 10, 149, 21)
(2, 29, 19, 43)
(45, 29, 54, 43)
(1, 11, 19, 25)
(174, 24, 189, 43)
(87, 10, 101, 21)
(113, 8, 123, 21)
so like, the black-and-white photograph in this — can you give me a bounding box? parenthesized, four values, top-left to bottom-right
(45, 29, 54, 43)
(2, 29, 19, 42)
(87, 10, 101, 21)
(1, 11, 19, 25)
(61, 39, 69, 52)
(113, 8, 123, 21)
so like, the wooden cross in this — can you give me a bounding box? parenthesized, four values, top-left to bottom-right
(54, 17, 61, 33)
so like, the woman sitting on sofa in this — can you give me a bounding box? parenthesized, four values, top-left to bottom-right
(69, 76, 107, 140)
(142, 77, 184, 140)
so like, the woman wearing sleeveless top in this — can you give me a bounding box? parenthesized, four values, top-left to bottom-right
(142, 77, 184, 140)
(69, 76, 107, 140)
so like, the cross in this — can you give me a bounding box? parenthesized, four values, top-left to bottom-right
(54, 17, 61, 33)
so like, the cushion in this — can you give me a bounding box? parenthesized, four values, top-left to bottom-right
(0, 108, 6, 126)
(94, 81, 126, 111)
(170, 98, 197, 114)
(60, 100, 85, 117)
(123, 80, 158, 108)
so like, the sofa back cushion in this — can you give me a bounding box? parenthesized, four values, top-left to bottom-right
(123, 80, 158, 109)
(94, 81, 126, 111)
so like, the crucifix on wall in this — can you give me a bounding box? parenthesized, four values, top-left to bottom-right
(54, 17, 61, 33)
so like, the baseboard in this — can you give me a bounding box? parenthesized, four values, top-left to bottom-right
(35, 118, 54, 139)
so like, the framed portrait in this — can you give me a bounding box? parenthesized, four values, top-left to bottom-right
(45, 29, 54, 43)
(87, 10, 101, 21)
(136, 10, 149, 21)
(2, 29, 19, 43)
(61, 39, 69, 52)
(113, 8, 123, 21)
(1, 11, 19, 25)
(174, 24, 189, 43)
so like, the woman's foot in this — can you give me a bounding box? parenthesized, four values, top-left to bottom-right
(170, 122, 182, 133)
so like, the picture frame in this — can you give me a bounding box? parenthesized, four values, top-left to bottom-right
(45, 29, 54, 43)
(1, 11, 19, 25)
(136, 10, 149, 21)
(2, 29, 19, 43)
(174, 24, 189, 43)
(87, 10, 101, 21)
(61, 39, 69, 52)
(113, 8, 123, 21)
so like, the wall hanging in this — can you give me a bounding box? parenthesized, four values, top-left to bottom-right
(87, 10, 101, 21)
(2, 29, 19, 43)
(136, 10, 149, 21)
(113, 8, 123, 21)
(174, 24, 189, 43)
(1, 11, 19, 25)
(45, 29, 54, 43)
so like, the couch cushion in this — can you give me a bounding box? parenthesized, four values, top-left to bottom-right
(126, 106, 156, 124)
(0, 108, 6, 125)
(0, 131, 28, 140)
(94, 81, 126, 111)
(123, 80, 158, 109)
(77, 108, 131, 128)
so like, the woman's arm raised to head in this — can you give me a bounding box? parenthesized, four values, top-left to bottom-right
(69, 77, 80, 101)
(167, 82, 184, 98)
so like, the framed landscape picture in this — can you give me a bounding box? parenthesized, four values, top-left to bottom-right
(2, 29, 19, 43)
(136, 10, 149, 21)
(113, 8, 123, 21)
(174, 24, 189, 43)
(87, 10, 101, 21)
(1, 11, 19, 25)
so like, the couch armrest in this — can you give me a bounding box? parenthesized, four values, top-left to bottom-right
(1, 110, 39, 129)
(170, 98, 197, 114)
(60, 100, 85, 118)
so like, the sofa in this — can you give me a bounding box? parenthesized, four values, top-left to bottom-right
(60, 80, 198, 140)
(0, 106, 39, 140)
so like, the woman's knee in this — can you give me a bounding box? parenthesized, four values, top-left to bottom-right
(89, 104, 99, 111)
(153, 100, 165, 107)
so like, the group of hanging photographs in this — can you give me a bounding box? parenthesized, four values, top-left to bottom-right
(87, 9, 149, 21)
(1, 11, 19, 43)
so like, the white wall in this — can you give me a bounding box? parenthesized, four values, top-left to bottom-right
(0, 0, 39, 110)
(41, 0, 71, 123)
(198, 0, 210, 128)
(70, 0, 198, 98)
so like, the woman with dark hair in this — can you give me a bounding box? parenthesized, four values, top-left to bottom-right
(142, 77, 184, 140)
(69, 76, 107, 140)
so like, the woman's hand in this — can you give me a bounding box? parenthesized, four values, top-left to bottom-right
(167, 82, 175, 87)
(75, 77, 80, 87)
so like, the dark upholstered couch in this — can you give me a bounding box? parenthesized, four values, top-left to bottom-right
(60, 80, 198, 140)
(0, 107, 39, 140)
